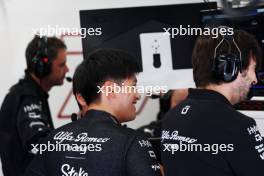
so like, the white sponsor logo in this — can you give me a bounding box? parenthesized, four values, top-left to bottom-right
(148, 150, 156, 158)
(181, 105, 191, 115)
(29, 121, 45, 128)
(151, 164, 160, 171)
(24, 103, 41, 113)
(161, 130, 197, 143)
(247, 125, 258, 135)
(61, 164, 89, 176)
(53, 131, 110, 144)
(28, 112, 41, 119)
(247, 125, 264, 160)
(138, 140, 152, 148)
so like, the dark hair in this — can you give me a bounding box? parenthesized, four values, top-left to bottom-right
(73, 48, 140, 105)
(25, 35, 66, 73)
(192, 29, 262, 87)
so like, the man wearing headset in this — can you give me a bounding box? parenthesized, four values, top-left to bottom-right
(0, 35, 69, 176)
(161, 28, 264, 176)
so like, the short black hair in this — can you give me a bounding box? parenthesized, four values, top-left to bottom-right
(73, 48, 140, 105)
(192, 29, 262, 87)
(25, 35, 66, 73)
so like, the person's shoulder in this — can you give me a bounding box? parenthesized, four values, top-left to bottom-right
(1, 79, 30, 105)
(233, 110, 256, 126)
(118, 125, 150, 142)
(114, 126, 154, 152)
(7, 79, 23, 95)
(51, 120, 79, 133)
(9, 77, 38, 97)
(137, 121, 162, 138)
(224, 105, 254, 123)
(218, 106, 257, 135)
(42, 121, 77, 142)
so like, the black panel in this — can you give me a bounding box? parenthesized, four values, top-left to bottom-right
(80, 2, 217, 71)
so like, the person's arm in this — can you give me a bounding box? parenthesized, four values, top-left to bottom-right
(126, 134, 162, 176)
(24, 147, 47, 176)
(16, 96, 53, 153)
(227, 118, 264, 175)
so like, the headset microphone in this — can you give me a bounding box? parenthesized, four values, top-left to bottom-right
(65, 77, 72, 82)
(71, 113, 78, 122)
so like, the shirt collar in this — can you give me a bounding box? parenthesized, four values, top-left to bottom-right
(83, 109, 121, 125)
(188, 88, 231, 106)
(25, 73, 49, 99)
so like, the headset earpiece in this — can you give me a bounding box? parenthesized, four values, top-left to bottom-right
(213, 53, 241, 82)
(212, 28, 242, 82)
(32, 36, 52, 78)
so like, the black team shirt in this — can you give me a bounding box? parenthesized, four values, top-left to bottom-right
(162, 89, 264, 176)
(25, 110, 161, 176)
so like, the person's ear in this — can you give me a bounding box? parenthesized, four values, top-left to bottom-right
(75, 93, 87, 107)
(101, 80, 117, 99)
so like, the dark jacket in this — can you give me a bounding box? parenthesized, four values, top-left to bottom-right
(25, 109, 161, 176)
(161, 88, 264, 176)
(0, 74, 54, 176)
(137, 121, 162, 164)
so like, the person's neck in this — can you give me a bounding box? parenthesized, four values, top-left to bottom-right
(203, 84, 236, 105)
(30, 73, 52, 92)
(85, 103, 119, 121)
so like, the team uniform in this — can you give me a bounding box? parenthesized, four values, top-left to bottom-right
(25, 109, 161, 176)
(138, 121, 162, 163)
(0, 73, 54, 176)
(137, 90, 173, 163)
(162, 89, 264, 176)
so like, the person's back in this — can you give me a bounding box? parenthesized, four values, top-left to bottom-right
(0, 74, 53, 175)
(161, 28, 264, 176)
(162, 88, 263, 176)
(27, 109, 160, 176)
(25, 48, 162, 176)
(0, 36, 68, 176)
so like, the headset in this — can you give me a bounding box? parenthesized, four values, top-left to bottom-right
(32, 36, 52, 78)
(212, 29, 242, 82)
